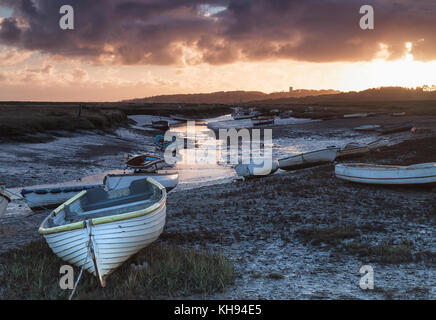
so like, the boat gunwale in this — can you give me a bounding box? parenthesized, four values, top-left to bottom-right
(39, 178, 167, 235)
(336, 163, 436, 171)
(1, 191, 11, 203)
(279, 147, 340, 162)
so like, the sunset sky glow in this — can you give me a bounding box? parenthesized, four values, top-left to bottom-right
(1, 0, 436, 101)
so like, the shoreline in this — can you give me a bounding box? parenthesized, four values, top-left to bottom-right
(0, 114, 435, 299)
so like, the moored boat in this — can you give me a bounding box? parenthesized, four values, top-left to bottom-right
(151, 120, 170, 131)
(251, 116, 275, 126)
(344, 113, 368, 119)
(377, 122, 413, 135)
(392, 112, 406, 117)
(126, 154, 167, 172)
(235, 159, 279, 178)
(0, 188, 11, 218)
(354, 125, 381, 132)
(39, 178, 167, 287)
(279, 147, 340, 171)
(104, 171, 179, 192)
(336, 142, 369, 159)
(366, 138, 389, 150)
(21, 184, 102, 211)
(335, 163, 436, 186)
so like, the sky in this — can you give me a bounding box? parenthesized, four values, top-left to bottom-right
(0, 0, 436, 102)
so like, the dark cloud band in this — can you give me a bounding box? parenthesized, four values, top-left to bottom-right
(0, 0, 435, 65)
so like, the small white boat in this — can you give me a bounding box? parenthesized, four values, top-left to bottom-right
(126, 154, 167, 172)
(104, 172, 179, 192)
(335, 163, 436, 186)
(377, 122, 413, 135)
(235, 159, 279, 178)
(251, 116, 275, 126)
(336, 143, 369, 159)
(21, 183, 103, 210)
(0, 188, 11, 219)
(344, 113, 368, 119)
(151, 120, 170, 131)
(39, 178, 167, 287)
(279, 147, 340, 171)
(354, 125, 381, 132)
(392, 112, 406, 117)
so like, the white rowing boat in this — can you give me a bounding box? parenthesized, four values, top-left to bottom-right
(251, 116, 275, 126)
(336, 142, 369, 159)
(366, 139, 389, 150)
(21, 183, 103, 210)
(104, 172, 179, 192)
(21, 170, 178, 210)
(344, 113, 368, 119)
(354, 125, 381, 132)
(335, 163, 436, 186)
(39, 178, 167, 287)
(0, 188, 11, 219)
(125, 154, 167, 172)
(278, 147, 340, 171)
(235, 159, 279, 178)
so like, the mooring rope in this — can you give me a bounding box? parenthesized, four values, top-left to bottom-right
(68, 233, 92, 300)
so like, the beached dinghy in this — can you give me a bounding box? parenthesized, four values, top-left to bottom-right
(0, 188, 11, 218)
(336, 142, 369, 159)
(377, 122, 413, 135)
(21, 184, 103, 211)
(235, 159, 279, 178)
(354, 125, 381, 132)
(335, 163, 436, 186)
(39, 178, 167, 287)
(104, 172, 179, 192)
(251, 116, 275, 126)
(126, 154, 167, 172)
(366, 139, 388, 150)
(344, 113, 368, 119)
(151, 120, 170, 131)
(278, 147, 340, 171)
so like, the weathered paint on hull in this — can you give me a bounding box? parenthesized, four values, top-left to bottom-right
(43, 204, 166, 285)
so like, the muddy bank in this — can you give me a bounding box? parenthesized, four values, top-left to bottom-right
(0, 117, 435, 299)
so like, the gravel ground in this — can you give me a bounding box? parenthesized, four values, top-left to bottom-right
(0, 115, 435, 300)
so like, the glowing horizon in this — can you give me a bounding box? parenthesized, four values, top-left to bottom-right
(1, 1, 436, 102)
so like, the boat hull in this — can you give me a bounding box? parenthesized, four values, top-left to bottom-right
(42, 202, 166, 285)
(336, 144, 369, 159)
(39, 178, 167, 286)
(377, 122, 413, 135)
(104, 173, 179, 192)
(0, 192, 10, 218)
(279, 148, 339, 171)
(335, 163, 436, 186)
(21, 185, 102, 211)
(235, 160, 279, 178)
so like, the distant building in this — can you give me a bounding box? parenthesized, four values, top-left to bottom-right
(289, 86, 293, 92)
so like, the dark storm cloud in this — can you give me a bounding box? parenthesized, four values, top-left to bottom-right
(0, 0, 435, 65)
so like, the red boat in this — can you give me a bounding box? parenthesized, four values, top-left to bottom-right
(251, 116, 275, 126)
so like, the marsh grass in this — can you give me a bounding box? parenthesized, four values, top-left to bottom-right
(0, 107, 126, 139)
(0, 240, 234, 300)
(341, 240, 414, 264)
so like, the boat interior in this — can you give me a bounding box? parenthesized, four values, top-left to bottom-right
(47, 179, 163, 227)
